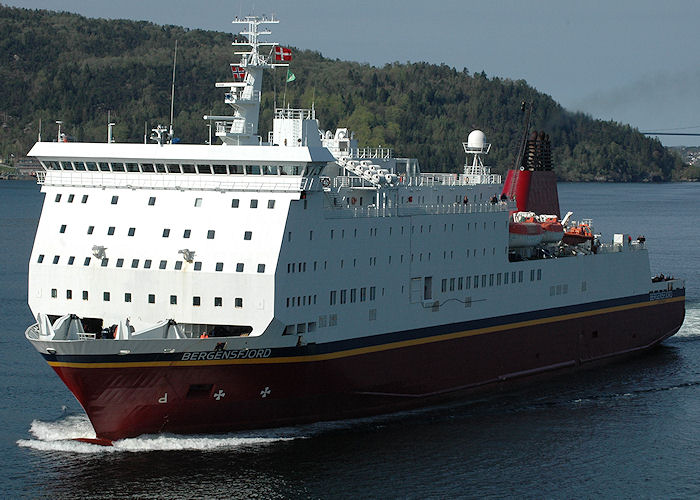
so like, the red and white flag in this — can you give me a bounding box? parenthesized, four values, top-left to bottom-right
(274, 46, 292, 62)
(230, 64, 246, 81)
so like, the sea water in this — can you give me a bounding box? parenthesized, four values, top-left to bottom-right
(2, 180, 700, 498)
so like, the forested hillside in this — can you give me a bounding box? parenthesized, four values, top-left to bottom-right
(0, 5, 695, 181)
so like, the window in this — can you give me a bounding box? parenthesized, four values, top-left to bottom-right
(236, 263, 244, 272)
(101, 258, 108, 267)
(51, 288, 57, 298)
(175, 261, 183, 270)
(442, 279, 447, 293)
(214, 297, 222, 307)
(144, 259, 152, 269)
(207, 230, 215, 239)
(268, 200, 275, 209)
(170, 295, 177, 305)
(167, 164, 181, 173)
(250, 199, 258, 208)
(257, 264, 265, 273)
(530, 269, 535, 281)
(84, 257, 91, 266)
(103, 291, 110, 301)
(81, 195, 88, 204)
(330, 290, 337, 305)
(183, 229, 191, 239)
(213, 164, 227, 174)
(141, 163, 155, 173)
(537, 269, 542, 281)
(350, 288, 357, 303)
(519, 271, 524, 283)
(107, 226, 115, 235)
(232, 199, 240, 208)
(55, 194, 61, 202)
(197, 165, 212, 174)
(53, 255, 59, 264)
(162, 228, 170, 238)
(68, 256, 75, 265)
(37, 254, 44, 263)
(131, 259, 139, 268)
(116, 258, 124, 268)
(126, 163, 139, 173)
(159, 260, 167, 270)
(87, 226, 94, 235)
(194, 261, 202, 271)
(148, 294, 155, 304)
(125, 293, 132, 303)
(340, 289, 347, 304)
(182, 164, 195, 173)
(111, 196, 118, 205)
(82, 290, 88, 300)
(98, 162, 110, 172)
(450, 278, 455, 291)
(66, 290, 72, 299)
(244, 231, 252, 240)
(235, 297, 243, 308)
(360, 287, 367, 302)
(128, 227, 135, 237)
(68, 194, 75, 203)
(370, 286, 376, 301)
(215, 262, 223, 272)
(194, 198, 202, 207)
(193, 296, 201, 306)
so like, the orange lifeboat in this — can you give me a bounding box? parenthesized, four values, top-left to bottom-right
(509, 221, 544, 248)
(562, 223, 594, 245)
(524, 216, 563, 244)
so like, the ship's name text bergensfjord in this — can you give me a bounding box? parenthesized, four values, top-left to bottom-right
(181, 348, 272, 361)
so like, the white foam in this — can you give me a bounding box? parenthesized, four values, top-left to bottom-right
(675, 305, 700, 338)
(17, 414, 299, 454)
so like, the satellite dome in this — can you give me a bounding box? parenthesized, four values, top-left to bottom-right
(467, 130, 486, 149)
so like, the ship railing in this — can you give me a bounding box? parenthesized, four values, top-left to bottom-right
(333, 176, 377, 189)
(25, 323, 40, 340)
(36, 170, 46, 184)
(349, 147, 394, 159)
(40, 171, 305, 193)
(324, 200, 514, 218)
(275, 108, 314, 120)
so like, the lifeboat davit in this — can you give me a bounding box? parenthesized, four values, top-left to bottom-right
(562, 224, 594, 245)
(509, 222, 544, 248)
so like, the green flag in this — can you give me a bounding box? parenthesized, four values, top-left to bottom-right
(286, 69, 296, 83)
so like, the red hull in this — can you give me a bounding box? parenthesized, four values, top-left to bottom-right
(49, 295, 684, 440)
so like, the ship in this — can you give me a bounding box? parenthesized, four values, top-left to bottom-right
(24, 16, 685, 441)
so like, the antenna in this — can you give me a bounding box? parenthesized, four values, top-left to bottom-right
(169, 40, 178, 140)
(38, 118, 42, 142)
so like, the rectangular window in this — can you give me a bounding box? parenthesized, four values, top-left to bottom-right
(175, 261, 183, 270)
(350, 288, 357, 303)
(530, 269, 536, 281)
(144, 259, 152, 269)
(52, 255, 59, 264)
(330, 290, 337, 305)
(360, 287, 367, 302)
(482, 275, 487, 288)
(267, 199, 276, 209)
(257, 264, 265, 273)
(207, 230, 215, 239)
(197, 165, 212, 174)
(473, 275, 479, 289)
(66, 290, 72, 299)
(244, 231, 252, 240)
(37, 254, 44, 263)
(235, 297, 243, 308)
(155, 164, 166, 173)
(146, 196, 156, 207)
(159, 260, 167, 270)
(55, 194, 61, 202)
(537, 269, 542, 281)
(250, 199, 258, 208)
(183, 229, 191, 238)
(101, 258, 108, 267)
(111, 196, 118, 205)
(441, 279, 447, 293)
(236, 263, 244, 272)
(215, 262, 223, 272)
(213, 164, 227, 174)
(116, 258, 124, 268)
(465, 276, 471, 289)
(81, 195, 88, 203)
(369, 286, 376, 301)
(450, 278, 455, 291)
(193, 296, 201, 306)
(131, 259, 139, 268)
(125, 292, 132, 303)
(82, 290, 88, 300)
(84, 257, 91, 266)
(148, 294, 155, 304)
(87, 225, 94, 235)
(214, 297, 222, 307)
(194, 261, 202, 271)
(489, 274, 494, 287)
(67, 194, 74, 203)
(141, 163, 155, 173)
(340, 289, 347, 304)
(51, 288, 57, 298)
(68, 256, 75, 265)
(103, 291, 110, 301)
(170, 295, 177, 305)
(98, 162, 110, 171)
(194, 198, 202, 207)
(519, 271, 524, 283)
(107, 226, 115, 235)
(504, 272, 509, 285)
(458, 277, 463, 290)
(162, 228, 170, 238)
(128, 227, 135, 237)
(181, 164, 195, 174)
(497, 273, 502, 286)
(126, 163, 139, 172)
(167, 164, 181, 173)
(232, 199, 240, 208)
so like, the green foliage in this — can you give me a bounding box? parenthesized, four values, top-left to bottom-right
(0, 5, 687, 181)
